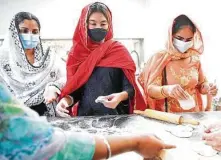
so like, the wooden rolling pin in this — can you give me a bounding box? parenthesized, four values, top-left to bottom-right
(134, 109, 199, 125)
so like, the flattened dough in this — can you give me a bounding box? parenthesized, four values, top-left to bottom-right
(191, 141, 218, 157)
(165, 125, 193, 138)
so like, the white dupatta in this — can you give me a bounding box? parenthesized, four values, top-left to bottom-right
(0, 17, 66, 116)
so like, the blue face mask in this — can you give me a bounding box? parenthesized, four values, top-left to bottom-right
(19, 33, 40, 49)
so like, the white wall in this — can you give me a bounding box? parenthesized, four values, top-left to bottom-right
(1, 0, 220, 90)
(145, 0, 221, 91)
(0, 0, 146, 39)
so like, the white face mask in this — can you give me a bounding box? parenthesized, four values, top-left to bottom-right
(173, 38, 193, 53)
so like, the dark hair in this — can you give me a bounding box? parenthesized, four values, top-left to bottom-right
(14, 12, 41, 31)
(87, 2, 110, 22)
(172, 14, 196, 35)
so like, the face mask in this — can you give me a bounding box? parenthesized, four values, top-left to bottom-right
(88, 28, 107, 42)
(173, 38, 193, 53)
(19, 33, 40, 49)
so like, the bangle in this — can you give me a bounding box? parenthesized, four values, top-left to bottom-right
(161, 86, 168, 97)
(46, 83, 61, 91)
(66, 95, 74, 106)
(101, 137, 111, 159)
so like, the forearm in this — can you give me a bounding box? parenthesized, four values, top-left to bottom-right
(55, 57, 67, 89)
(47, 76, 66, 90)
(93, 136, 137, 160)
(54, 77, 66, 89)
(148, 85, 168, 99)
(206, 94, 213, 110)
(118, 91, 130, 101)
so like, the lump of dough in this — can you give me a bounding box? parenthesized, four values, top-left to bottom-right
(95, 96, 106, 103)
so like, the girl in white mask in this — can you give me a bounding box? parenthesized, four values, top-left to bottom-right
(0, 12, 66, 116)
(138, 14, 218, 113)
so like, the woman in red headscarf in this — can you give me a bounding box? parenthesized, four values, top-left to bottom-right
(55, 2, 146, 117)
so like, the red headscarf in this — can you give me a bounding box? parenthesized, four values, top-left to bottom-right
(60, 2, 146, 115)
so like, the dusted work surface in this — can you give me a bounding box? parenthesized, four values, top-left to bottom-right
(48, 112, 221, 160)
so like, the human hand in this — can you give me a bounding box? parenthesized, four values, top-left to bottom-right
(208, 83, 218, 97)
(204, 122, 221, 133)
(55, 97, 71, 118)
(135, 135, 176, 158)
(164, 84, 189, 100)
(95, 93, 123, 109)
(44, 85, 61, 104)
(203, 130, 221, 152)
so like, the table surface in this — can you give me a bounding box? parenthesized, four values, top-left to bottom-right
(48, 111, 221, 160)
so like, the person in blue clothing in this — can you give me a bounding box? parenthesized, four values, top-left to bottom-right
(0, 83, 175, 160)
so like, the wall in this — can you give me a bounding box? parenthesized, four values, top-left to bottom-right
(1, 0, 220, 93)
(145, 0, 221, 92)
(0, 0, 146, 39)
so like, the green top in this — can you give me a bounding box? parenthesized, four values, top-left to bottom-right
(0, 83, 95, 160)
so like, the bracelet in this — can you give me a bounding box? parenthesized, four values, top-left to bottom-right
(101, 137, 112, 159)
(161, 86, 168, 97)
(66, 95, 74, 106)
(46, 82, 61, 91)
